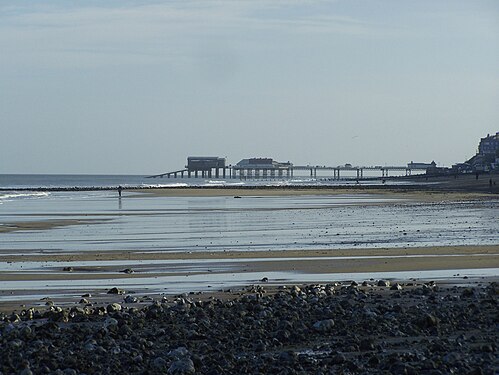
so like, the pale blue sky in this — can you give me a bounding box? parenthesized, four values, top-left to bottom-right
(1, 0, 498, 174)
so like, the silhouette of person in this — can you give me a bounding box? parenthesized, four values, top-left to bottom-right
(118, 185, 122, 197)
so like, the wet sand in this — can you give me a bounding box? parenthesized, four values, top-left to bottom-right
(1, 185, 498, 314)
(1, 185, 498, 374)
(1, 245, 498, 313)
(133, 185, 495, 202)
(0, 219, 104, 234)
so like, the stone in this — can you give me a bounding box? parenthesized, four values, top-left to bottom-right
(124, 295, 138, 303)
(169, 347, 190, 359)
(107, 303, 122, 313)
(104, 317, 118, 327)
(461, 288, 474, 297)
(168, 358, 195, 375)
(107, 287, 125, 295)
(313, 319, 335, 332)
(152, 357, 167, 370)
(422, 313, 439, 328)
(19, 368, 33, 375)
(359, 338, 375, 351)
(390, 283, 403, 290)
(377, 280, 390, 287)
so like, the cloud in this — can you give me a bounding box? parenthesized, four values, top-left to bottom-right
(0, 1, 383, 69)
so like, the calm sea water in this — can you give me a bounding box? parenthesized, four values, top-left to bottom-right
(0, 174, 161, 189)
(0, 173, 415, 191)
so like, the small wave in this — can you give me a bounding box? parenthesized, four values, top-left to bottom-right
(204, 180, 227, 185)
(141, 183, 190, 188)
(203, 180, 245, 186)
(0, 191, 50, 200)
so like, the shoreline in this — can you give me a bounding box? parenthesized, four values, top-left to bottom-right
(1, 171, 498, 195)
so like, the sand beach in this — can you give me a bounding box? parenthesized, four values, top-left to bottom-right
(1, 180, 498, 374)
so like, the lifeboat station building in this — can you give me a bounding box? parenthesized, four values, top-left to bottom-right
(186, 156, 226, 178)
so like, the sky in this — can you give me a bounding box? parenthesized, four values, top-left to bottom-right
(1, 0, 498, 174)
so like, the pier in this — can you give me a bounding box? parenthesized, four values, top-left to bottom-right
(147, 157, 433, 180)
(292, 165, 420, 179)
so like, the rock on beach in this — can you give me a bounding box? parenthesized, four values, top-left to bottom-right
(0, 282, 497, 374)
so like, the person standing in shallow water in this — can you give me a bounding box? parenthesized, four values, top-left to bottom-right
(118, 185, 122, 197)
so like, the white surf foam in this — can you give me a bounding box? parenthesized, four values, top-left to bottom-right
(0, 191, 50, 201)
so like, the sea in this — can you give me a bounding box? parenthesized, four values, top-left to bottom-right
(0, 173, 410, 191)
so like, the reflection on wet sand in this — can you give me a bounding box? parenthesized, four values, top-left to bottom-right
(0, 189, 498, 310)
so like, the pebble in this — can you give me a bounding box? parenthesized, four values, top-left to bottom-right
(124, 295, 138, 303)
(168, 358, 195, 375)
(390, 283, 403, 290)
(107, 287, 125, 295)
(107, 303, 122, 313)
(377, 279, 390, 287)
(312, 319, 335, 332)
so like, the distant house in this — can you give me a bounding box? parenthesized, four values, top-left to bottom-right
(233, 157, 293, 178)
(235, 158, 292, 170)
(451, 163, 472, 174)
(478, 132, 499, 156)
(407, 161, 436, 169)
(466, 132, 499, 171)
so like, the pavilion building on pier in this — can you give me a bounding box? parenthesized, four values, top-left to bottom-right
(233, 158, 293, 179)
